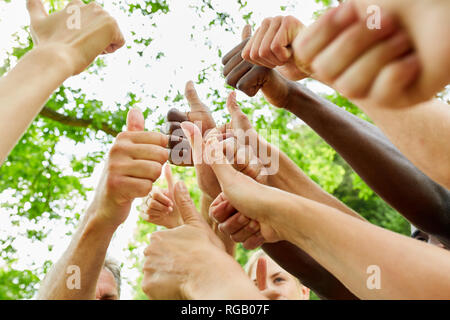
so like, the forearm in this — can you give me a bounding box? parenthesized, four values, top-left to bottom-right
(267, 148, 361, 219)
(275, 192, 450, 299)
(286, 84, 450, 245)
(0, 46, 71, 164)
(37, 205, 115, 300)
(353, 98, 450, 190)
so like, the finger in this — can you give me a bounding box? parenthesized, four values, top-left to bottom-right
(174, 181, 201, 225)
(272, 16, 304, 63)
(185, 81, 205, 112)
(127, 108, 145, 132)
(118, 176, 153, 200)
(27, 0, 48, 23)
(226, 91, 252, 131)
(168, 135, 187, 149)
(294, 2, 358, 66)
(120, 131, 169, 148)
(164, 163, 175, 198)
(334, 31, 412, 98)
(225, 60, 253, 88)
(256, 257, 268, 291)
(259, 17, 284, 66)
(169, 141, 193, 167)
(311, 15, 397, 83)
(210, 198, 237, 223)
(165, 122, 186, 138)
(243, 232, 265, 250)
(249, 22, 277, 68)
(236, 66, 268, 97)
(218, 212, 250, 235)
(152, 188, 174, 209)
(125, 144, 169, 164)
(180, 122, 204, 166)
(242, 28, 257, 63)
(223, 38, 249, 65)
(242, 24, 252, 40)
(167, 108, 189, 123)
(223, 52, 245, 78)
(204, 134, 241, 190)
(230, 220, 260, 243)
(120, 160, 163, 181)
(148, 199, 172, 214)
(370, 53, 420, 106)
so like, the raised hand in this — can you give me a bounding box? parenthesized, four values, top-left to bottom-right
(141, 164, 183, 229)
(91, 109, 168, 230)
(167, 81, 222, 198)
(142, 182, 241, 300)
(26, 0, 124, 76)
(222, 25, 296, 109)
(240, 17, 309, 81)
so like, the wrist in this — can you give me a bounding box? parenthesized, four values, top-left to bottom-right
(184, 248, 264, 300)
(31, 44, 75, 78)
(85, 203, 122, 235)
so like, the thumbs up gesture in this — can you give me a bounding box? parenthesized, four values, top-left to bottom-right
(26, 0, 124, 76)
(142, 181, 264, 300)
(91, 108, 169, 230)
(140, 164, 184, 229)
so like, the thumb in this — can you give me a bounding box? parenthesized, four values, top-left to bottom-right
(242, 24, 252, 40)
(126, 108, 145, 132)
(185, 81, 207, 113)
(227, 91, 252, 131)
(174, 181, 201, 225)
(164, 163, 175, 198)
(180, 121, 204, 166)
(256, 257, 268, 291)
(27, 0, 48, 23)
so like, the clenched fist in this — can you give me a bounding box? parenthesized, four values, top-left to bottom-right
(91, 108, 168, 230)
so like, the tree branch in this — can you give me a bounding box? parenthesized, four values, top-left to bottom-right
(39, 106, 120, 137)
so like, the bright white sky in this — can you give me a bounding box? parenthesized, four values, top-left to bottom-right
(0, 0, 328, 299)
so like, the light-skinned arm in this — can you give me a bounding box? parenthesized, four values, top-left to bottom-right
(207, 136, 450, 300)
(0, 0, 124, 165)
(37, 109, 168, 299)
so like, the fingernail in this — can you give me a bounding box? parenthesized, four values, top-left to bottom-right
(237, 214, 248, 225)
(168, 206, 173, 212)
(334, 2, 355, 26)
(249, 220, 259, 232)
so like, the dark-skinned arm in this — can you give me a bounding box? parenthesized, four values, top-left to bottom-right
(222, 36, 450, 247)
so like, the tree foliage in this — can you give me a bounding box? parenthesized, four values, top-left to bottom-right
(0, 0, 410, 300)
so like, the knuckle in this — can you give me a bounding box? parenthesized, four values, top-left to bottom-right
(259, 47, 271, 59)
(261, 18, 272, 27)
(106, 174, 121, 191)
(140, 180, 153, 196)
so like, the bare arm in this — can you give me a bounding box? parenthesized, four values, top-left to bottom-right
(0, 0, 123, 165)
(37, 206, 115, 299)
(353, 98, 450, 191)
(222, 36, 450, 245)
(38, 110, 168, 299)
(287, 85, 450, 246)
(210, 147, 450, 300)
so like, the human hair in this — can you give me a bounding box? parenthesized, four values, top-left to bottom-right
(103, 256, 121, 298)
